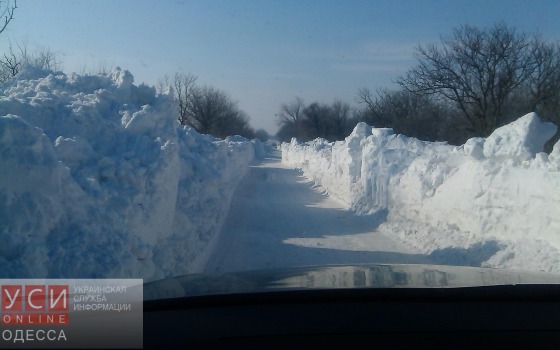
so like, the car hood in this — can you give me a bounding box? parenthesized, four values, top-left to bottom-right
(143, 264, 560, 301)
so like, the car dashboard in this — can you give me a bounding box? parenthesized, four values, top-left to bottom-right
(143, 265, 560, 348)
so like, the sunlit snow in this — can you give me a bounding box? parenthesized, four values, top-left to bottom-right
(1, 67, 559, 281)
(0, 67, 264, 280)
(282, 114, 560, 272)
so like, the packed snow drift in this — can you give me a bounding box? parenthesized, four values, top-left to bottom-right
(2, 66, 559, 280)
(282, 114, 560, 272)
(0, 66, 263, 281)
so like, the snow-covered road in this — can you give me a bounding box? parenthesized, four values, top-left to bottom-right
(4, 68, 558, 279)
(205, 150, 433, 273)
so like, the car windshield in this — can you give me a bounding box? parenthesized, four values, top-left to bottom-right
(1, 0, 560, 296)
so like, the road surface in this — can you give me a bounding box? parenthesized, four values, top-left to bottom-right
(205, 150, 432, 273)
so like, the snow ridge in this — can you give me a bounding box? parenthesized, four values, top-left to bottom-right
(0, 67, 260, 280)
(282, 113, 560, 272)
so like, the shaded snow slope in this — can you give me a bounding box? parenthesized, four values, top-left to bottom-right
(0, 67, 261, 280)
(282, 113, 560, 272)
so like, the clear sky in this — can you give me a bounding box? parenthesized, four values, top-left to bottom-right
(2, 0, 559, 134)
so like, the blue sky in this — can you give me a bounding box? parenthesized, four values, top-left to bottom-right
(2, 0, 559, 133)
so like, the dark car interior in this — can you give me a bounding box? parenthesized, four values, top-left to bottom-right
(144, 284, 560, 348)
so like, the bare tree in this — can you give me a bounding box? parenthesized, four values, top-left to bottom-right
(185, 85, 236, 134)
(0, 0, 16, 35)
(275, 122, 299, 142)
(276, 98, 353, 142)
(398, 23, 535, 136)
(22, 46, 62, 70)
(301, 102, 329, 140)
(358, 88, 454, 142)
(526, 37, 560, 122)
(276, 96, 305, 125)
(0, 44, 18, 81)
(182, 84, 253, 138)
(158, 73, 254, 138)
(329, 99, 351, 140)
(162, 72, 197, 125)
(0, 41, 62, 82)
(255, 129, 270, 142)
(356, 87, 390, 127)
(275, 97, 306, 140)
(522, 38, 560, 151)
(224, 110, 255, 139)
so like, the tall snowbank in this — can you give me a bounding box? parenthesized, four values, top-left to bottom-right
(0, 67, 259, 280)
(282, 113, 560, 271)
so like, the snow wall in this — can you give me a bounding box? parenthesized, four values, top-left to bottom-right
(282, 113, 560, 271)
(0, 67, 264, 281)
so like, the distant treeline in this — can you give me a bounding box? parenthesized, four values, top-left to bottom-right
(276, 23, 560, 149)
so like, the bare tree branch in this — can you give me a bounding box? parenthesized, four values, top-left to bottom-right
(0, 0, 16, 35)
(170, 72, 197, 125)
(276, 96, 305, 125)
(398, 23, 535, 136)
